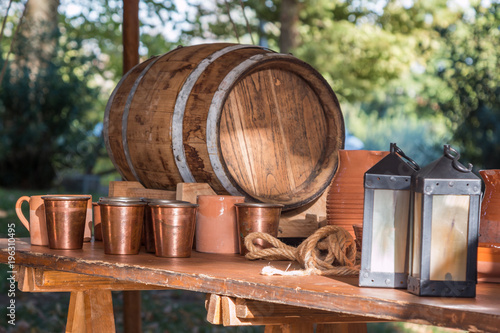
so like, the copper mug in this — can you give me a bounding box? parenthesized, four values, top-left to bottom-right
(42, 196, 91, 250)
(148, 200, 198, 257)
(17, 194, 93, 246)
(99, 197, 146, 255)
(235, 203, 283, 255)
(140, 198, 188, 253)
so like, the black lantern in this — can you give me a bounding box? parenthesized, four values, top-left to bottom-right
(359, 143, 420, 288)
(408, 145, 481, 297)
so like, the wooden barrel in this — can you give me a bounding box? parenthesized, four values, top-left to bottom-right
(104, 43, 345, 210)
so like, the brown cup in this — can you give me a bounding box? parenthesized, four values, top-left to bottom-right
(140, 198, 188, 253)
(196, 195, 245, 254)
(15, 195, 49, 246)
(42, 196, 91, 250)
(235, 203, 283, 255)
(99, 198, 146, 255)
(148, 200, 198, 258)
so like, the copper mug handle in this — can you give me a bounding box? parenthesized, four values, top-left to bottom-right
(15, 196, 31, 232)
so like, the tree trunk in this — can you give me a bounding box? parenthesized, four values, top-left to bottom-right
(279, 0, 300, 54)
(14, 0, 60, 74)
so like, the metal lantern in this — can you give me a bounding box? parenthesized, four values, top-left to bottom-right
(408, 145, 481, 297)
(359, 143, 420, 288)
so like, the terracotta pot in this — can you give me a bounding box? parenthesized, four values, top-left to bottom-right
(195, 195, 245, 254)
(477, 243, 500, 283)
(326, 149, 389, 237)
(479, 170, 500, 244)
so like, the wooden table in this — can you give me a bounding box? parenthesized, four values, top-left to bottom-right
(1, 238, 499, 333)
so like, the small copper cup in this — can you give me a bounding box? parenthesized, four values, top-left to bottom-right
(42, 196, 91, 250)
(148, 200, 198, 258)
(140, 198, 187, 253)
(99, 197, 146, 255)
(235, 203, 283, 255)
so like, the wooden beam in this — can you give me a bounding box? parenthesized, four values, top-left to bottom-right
(123, 0, 140, 74)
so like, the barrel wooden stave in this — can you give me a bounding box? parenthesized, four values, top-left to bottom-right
(105, 43, 344, 210)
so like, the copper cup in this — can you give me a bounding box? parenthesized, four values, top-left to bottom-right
(42, 196, 91, 250)
(235, 203, 283, 255)
(99, 197, 146, 255)
(140, 198, 187, 253)
(148, 200, 198, 258)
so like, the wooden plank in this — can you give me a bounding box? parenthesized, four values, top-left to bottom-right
(16, 266, 171, 292)
(234, 298, 387, 323)
(205, 294, 223, 325)
(176, 183, 216, 204)
(278, 187, 329, 238)
(108, 180, 176, 199)
(3, 239, 499, 332)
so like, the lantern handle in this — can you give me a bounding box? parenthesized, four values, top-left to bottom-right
(444, 145, 473, 173)
(390, 143, 420, 171)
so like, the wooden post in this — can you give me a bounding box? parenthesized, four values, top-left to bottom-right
(122, 1, 141, 332)
(123, 0, 139, 75)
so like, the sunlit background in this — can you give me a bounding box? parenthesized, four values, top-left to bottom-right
(1, 0, 498, 331)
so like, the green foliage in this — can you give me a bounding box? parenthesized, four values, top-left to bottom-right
(0, 32, 101, 188)
(420, 2, 500, 169)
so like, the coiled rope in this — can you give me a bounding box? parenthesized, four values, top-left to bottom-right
(244, 225, 360, 276)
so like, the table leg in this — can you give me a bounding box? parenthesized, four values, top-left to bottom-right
(316, 323, 368, 333)
(265, 323, 314, 333)
(66, 290, 116, 333)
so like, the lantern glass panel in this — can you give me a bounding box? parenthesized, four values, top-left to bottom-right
(411, 192, 423, 278)
(371, 189, 410, 273)
(430, 195, 469, 281)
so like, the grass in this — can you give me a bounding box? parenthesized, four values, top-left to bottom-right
(0, 187, 466, 332)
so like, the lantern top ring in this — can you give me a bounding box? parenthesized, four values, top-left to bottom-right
(444, 145, 473, 173)
(390, 143, 420, 171)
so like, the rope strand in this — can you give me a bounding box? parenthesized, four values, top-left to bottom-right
(244, 225, 360, 276)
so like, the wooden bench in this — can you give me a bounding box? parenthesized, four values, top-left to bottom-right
(2, 238, 499, 332)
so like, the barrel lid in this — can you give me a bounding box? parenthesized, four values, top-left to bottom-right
(41, 195, 91, 201)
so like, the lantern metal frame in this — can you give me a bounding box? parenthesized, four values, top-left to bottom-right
(407, 145, 481, 297)
(359, 143, 419, 288)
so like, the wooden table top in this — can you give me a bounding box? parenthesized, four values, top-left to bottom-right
(1, 238, 499, 332)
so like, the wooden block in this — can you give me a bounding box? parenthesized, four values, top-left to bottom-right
(215, 296, 384, 327)
(176, 183, 216, 203)
(278, 187, 329, 238)
(19, 268, 171, 292)
(235, 298, 386, 323)
(205, 293, 223, 325)
(108, 180, 176, 199)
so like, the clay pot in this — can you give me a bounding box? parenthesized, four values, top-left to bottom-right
(326, 149, 389, 237)
(479, 170, 500, 244)
(195, 195, 245, 254)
